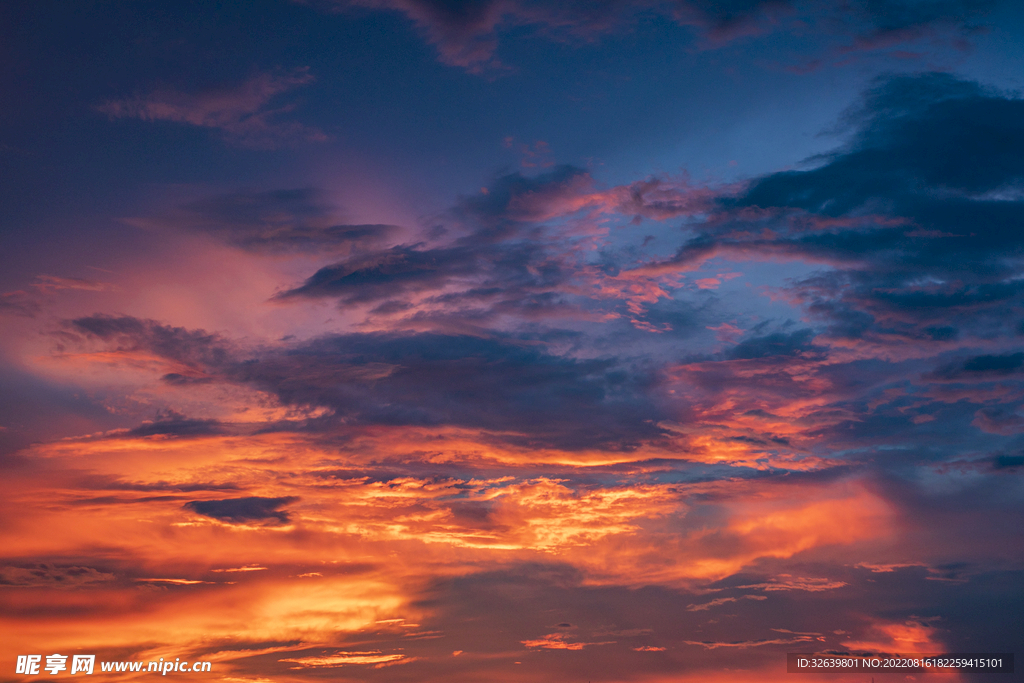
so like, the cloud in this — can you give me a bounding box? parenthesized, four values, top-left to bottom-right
(123, 410, 227, 438)
(73, 474, 240, 493)
(735, 576, 848, 592)
(682, 636, 814, 649)
(520, 632, 613, 649)
(0, 276, 114, 320)
(66, 63, 1024, 467)
(183, 496, 300, 524)
(67, 314, 234, 372)
(840, 0, 996, 51)
(0, 564, 116, 588)
(272, 167, 602, 325)
(131, 188, 401, 254)
(929, 352, 1024, 380)
(272, 166, 708, 332)
(330, 0, 633, 72)
(685, 595, 766, 611)
(211, 566, 268, 573)
(31, 275, 115, 292)
(840, 618, 946, 654)
(972, 407, 1024, 435)
(278, 651, 407, 667)
(325, 1, 997, 72)
(992, 454, 1024, 470)
(725, 328, 820, 360)
(98, 68, 326, 148)
(277, 243, 484, 304)
(11, 65, 1024, 683)
(634, 73, 1024, 345)
(0, 291, 41, 317)
(65, 312, 670, 450)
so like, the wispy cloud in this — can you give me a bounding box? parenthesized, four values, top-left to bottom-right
(279, 651, 409, 667)
(682, 636, 815, 649)
(0, 564, 115, 588)
(0, 291, 41, 317)
(326, 0, 997, 72)
(31, 275, 115, 292)
(521, 632, 614, 649)
(98, 68, 326, 148)
(125, 188, 402, 254)
(686, 595, 767, 611)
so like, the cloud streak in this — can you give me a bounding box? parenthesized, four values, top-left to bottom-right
(328, 0, 997, 71)
(98, 69, 326, 148)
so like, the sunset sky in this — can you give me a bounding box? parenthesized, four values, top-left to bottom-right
(2, 1, 1024, 681)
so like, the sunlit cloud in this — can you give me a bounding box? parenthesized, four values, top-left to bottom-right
(279, 651, 409, 667)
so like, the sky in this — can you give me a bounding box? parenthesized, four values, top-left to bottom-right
(1, 1, 1024, 681)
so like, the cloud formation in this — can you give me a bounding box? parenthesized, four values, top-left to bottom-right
(329, 0, 997, 71)
(0, 564, 116, 588)
(273, 166, 708, 333)
(637, 73, 1024, 346)
(66, 315, 667, 450)
(183, 496, 300, 525)
(131, 188, 402, 254)
(98, 69, 326, 148)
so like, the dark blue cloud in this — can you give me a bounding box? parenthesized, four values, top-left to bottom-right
(726, 328, 819, 360)
(174, 188, 400, 253)
(272, 166, 637, 330)
(231, 332, 667, 450)
(183, 496, 300, 524)
(930, 352, 1024, 380)
(68, 315, 232, 369)
(277, 243, 483, 304)
(644, 73, 1024, 343)
(124, 410, 226, 438)
(992, 454, 1024, 470)
(66, 315, 669, 450)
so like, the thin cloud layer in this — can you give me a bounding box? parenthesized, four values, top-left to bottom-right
(132, 188, 403, 254)
(328, 0, 997, 71)
(98, 68, 326, 148)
